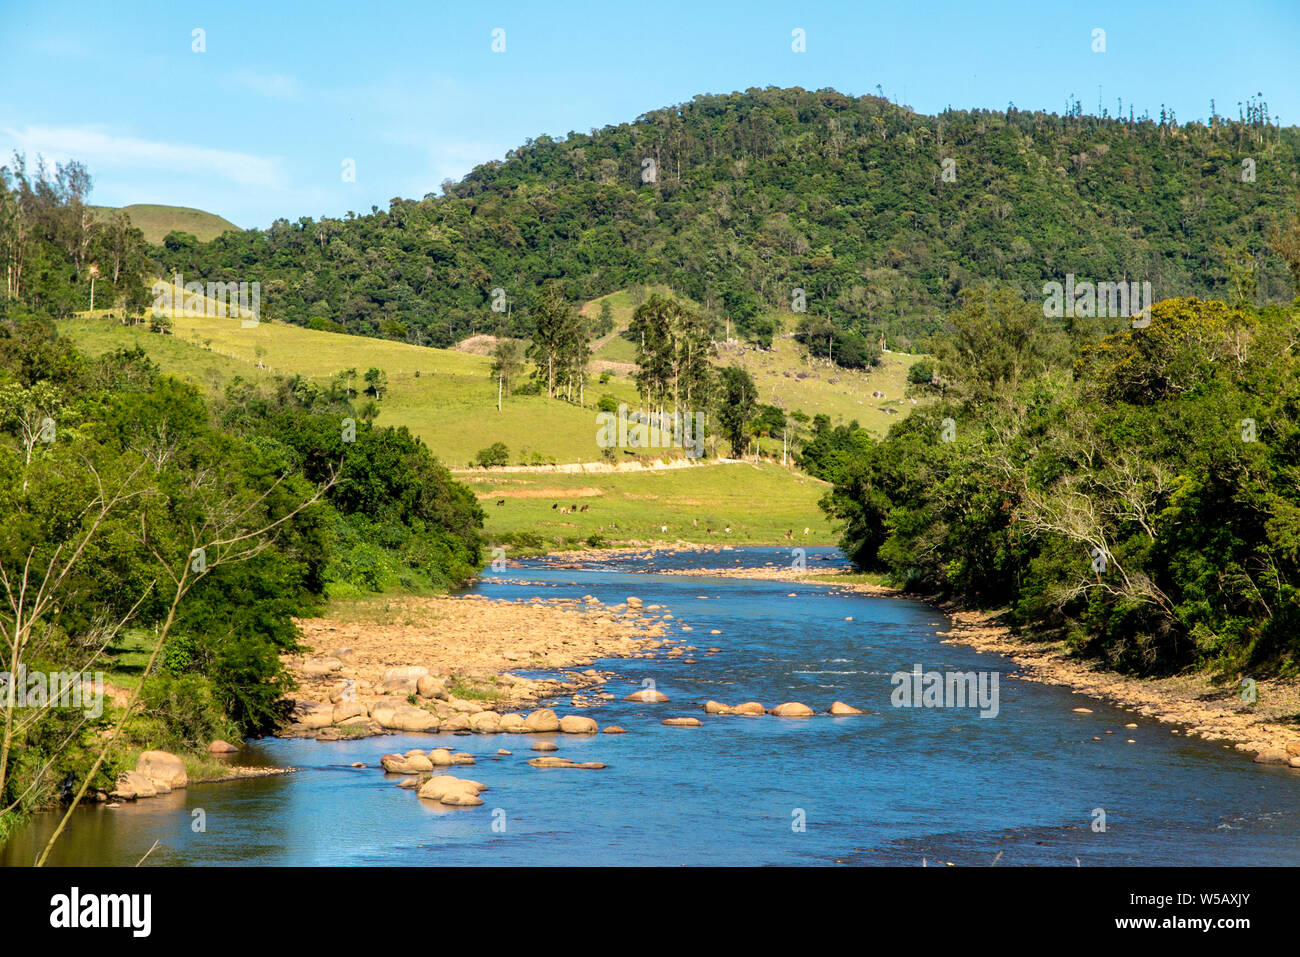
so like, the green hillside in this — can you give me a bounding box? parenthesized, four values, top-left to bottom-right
(147, 88, 1298, 352)
(91, 203, 239, 244)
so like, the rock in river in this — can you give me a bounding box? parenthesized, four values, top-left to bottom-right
(769, 702, 814, 718)
(559, 715, 598, 734)
(524, 708, 560, 732)
(624, 688, 669, 703)
(528, 756, 606, 769)
(417, 775, 486, 806)
(469, 710, 502, 733)
(382, 753, 433, 774)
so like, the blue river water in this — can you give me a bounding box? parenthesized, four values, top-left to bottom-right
(6, 547, 1299, 866)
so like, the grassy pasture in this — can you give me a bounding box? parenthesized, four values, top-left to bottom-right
(460, 460, 837, 547)
(60, 289, 927, 477)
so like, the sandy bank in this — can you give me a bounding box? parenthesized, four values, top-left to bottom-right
(281, 591, 707, 739)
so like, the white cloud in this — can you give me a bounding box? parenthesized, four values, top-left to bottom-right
(1, 125, 285, 189)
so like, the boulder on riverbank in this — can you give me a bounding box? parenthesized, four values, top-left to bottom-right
(208, 740, 239, 753)
(110, 750, 189, 801)
(379, 665, 434, 696)
(137, 750, 188, 789)
(388, 705, 440, 732)
(332, 701, 369, 725)
(417, 674, 448, 699)
(111, 771, 158, 800)
(1254, 748, 1290, 765)
(294, 700, 335, 730)
(301, 657, 343, 676)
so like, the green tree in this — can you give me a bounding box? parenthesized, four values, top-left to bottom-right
(475, 442, 510, 467)
(595, 299, 615, 336)
(363, 367, 387, 398)
(715, 366, 756, 457)
(490, 338, 523, 394)
(527, 282, 585, 399)
(934, 287, 1064, 400)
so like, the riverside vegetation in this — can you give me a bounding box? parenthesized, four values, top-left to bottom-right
(810, 289, 1300, 682)
(0, 313, 482, 848)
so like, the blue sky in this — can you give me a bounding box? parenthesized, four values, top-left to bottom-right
(3, 0, 1297, 229)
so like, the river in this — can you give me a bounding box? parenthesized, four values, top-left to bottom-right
(6, 547, 1299, 866)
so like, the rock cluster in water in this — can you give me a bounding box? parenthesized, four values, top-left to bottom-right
(700, 700, 864, 717)
(381, 705, 624, 807)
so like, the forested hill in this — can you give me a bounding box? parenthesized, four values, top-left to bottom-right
(154, 87, 1300, 348)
